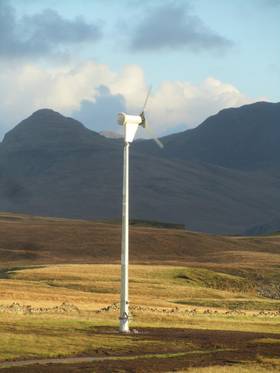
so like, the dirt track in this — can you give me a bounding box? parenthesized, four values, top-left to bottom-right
(1, 327, 280, 372)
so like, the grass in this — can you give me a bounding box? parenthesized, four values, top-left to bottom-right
(0, 315, 134, 360)
(0, 312, 200, 361)
(1, 211, 280, 269)
(183, 364, 280, 372)
(0, 214, 279, 370)
(0, 263, 280, 367)
(5, 264, 280, 311)
(176, 298, 280, 310)
(172, 267, 255, 293)
(251, 338, 280, 345)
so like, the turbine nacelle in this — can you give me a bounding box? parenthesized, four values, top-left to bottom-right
(117, 111, 163, 147)
(117, 112, 143, 143)
(117, 87, 163, 147)
(117, 113, 143, 126)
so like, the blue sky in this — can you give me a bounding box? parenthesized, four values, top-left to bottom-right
(0, 0, 279, 137)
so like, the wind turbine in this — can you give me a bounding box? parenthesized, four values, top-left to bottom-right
(117, 89, 163, 333)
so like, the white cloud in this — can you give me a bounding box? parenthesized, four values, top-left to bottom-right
(147, 77, 258, 135)
(0, 60, 260, 137)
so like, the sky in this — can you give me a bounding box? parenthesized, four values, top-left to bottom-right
(0, 0, 279, 138)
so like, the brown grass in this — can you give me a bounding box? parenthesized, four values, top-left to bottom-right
(0, 213, 280, 370)
(0, 212, 280, 271)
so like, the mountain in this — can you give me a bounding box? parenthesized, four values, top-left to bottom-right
(99, 130, 123, 139)
(244, 219, 280, 236)
(2, 109, 114, 151)
(0, 103, 279, 234)
(136, 101, 280, 170)
(0, 109, 122, 219)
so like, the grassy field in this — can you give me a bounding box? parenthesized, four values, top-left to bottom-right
(1, 264, 280, 371)
(0, 213, 280, 371)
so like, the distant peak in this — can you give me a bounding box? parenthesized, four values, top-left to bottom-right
(2, 107, 107, 149)
(100, 130, 123, 139)
(218, 101, 280, 115)
(30, 108, 65, 119)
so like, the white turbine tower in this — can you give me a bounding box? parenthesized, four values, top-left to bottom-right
(117, 89, 163, 333)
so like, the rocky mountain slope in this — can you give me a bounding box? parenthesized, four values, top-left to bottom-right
(0, 102, 279, 234)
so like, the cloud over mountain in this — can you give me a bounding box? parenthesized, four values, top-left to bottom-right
(129, 2, 233, 53)
(0, 0, 102, 59)
(0, 61, 258, 138)
(72, 86, 126, 132)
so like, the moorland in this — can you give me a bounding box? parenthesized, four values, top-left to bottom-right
(0, 212, 280, 371)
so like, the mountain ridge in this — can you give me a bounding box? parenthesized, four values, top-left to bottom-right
(0, 101, 279, 234)
(2, 108, 116, 151)
(136, 101, 280, 170)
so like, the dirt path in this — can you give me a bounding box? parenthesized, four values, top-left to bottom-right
(0, 349, 231, 369)
(1, 328, 280, 372)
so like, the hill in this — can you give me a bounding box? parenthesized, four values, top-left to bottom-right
(0, 212, 280, 269)
(0, 103, 279, 233)
(2, 109, 112, 150)
(137, 101, 280, 170)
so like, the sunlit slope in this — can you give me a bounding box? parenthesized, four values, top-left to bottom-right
(0, 212, 280, 270)
(2, 264, 279, 312)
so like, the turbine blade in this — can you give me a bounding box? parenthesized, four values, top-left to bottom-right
(142, 85, 152, 113)
(145, 124, 164, 149)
